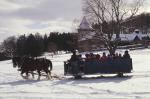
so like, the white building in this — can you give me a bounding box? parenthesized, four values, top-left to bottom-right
(77, 17, 150, 51)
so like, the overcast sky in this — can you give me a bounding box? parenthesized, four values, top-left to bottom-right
(0, 0, 150, 42)
(0, 0, 82, 42)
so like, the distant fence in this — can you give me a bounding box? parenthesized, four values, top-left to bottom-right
(118, 44, 145, 50)
(94, 44, 148, 52)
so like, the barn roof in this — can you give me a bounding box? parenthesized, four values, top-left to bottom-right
(79, 16, 92, 30)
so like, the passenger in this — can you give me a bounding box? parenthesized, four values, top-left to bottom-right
(96, 54, 101, 61)
(78, 54, 82, 60)
(93, 55, 97, 60)
(85, 54, 90, 61)
(115, 53, 119, 57)
(100, 52, 107, 62)
(90, 53, 95, 60)
(123, 50, 130, 59)
(119, 53, 122, 58)
(110, 53, 115, 59)
(78, 54, 84, 64)
(114, 53, 119, 59)
(107, 54, 113, 61)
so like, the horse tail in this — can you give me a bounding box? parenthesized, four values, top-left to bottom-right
(12, 58, 16, 68)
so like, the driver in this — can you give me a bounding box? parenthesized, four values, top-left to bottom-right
(70, 50, 79, 62)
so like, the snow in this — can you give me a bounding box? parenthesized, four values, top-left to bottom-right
(0, 49, 150, 99)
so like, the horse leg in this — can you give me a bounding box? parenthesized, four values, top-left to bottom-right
(43, 70, 50, 79)
(20, 71, 26, 79)
(20, 72, 24, 78)
(37, 70, 41, 80)
(25, 71, 29, 79)
(47, 70, 51, 79)
(31, 71, 34, 79)
(48, 70, 52, 79)
(49, 61, 53, 79)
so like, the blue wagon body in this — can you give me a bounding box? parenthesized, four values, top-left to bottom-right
(64, 58, 133, 77)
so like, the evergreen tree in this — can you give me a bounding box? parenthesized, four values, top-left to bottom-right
(16, 35, 27, 57)
(43, 34, 48, 51)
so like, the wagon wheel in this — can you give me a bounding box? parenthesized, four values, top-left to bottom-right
(74, 75, 82, 79)
(117, 72, 124, 77)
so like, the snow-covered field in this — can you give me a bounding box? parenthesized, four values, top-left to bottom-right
(0, 49, 150, 99)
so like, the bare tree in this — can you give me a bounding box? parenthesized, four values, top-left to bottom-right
(47, 42, 58, 54)
(83, 0, 144, 55)
(71, 18, 81, 33)
(1, 36, 17, 57)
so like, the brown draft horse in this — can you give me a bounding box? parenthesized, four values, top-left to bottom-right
(12, 56, 53, 80)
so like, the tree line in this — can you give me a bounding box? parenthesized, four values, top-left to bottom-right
(0, 32, 78, 58)
(122, 13, 150, 34)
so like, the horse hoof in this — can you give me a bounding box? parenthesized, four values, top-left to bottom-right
(37, 78, 40, 80)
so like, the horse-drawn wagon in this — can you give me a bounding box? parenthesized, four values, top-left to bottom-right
(64, 57, 133, 79)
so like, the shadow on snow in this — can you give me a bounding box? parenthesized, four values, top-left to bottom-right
(52, 75, 133, 85)
(0, 80, 40, 86)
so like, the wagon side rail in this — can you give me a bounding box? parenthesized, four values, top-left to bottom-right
(64, 58, 133, 76)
